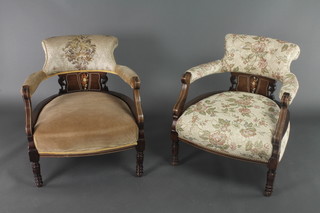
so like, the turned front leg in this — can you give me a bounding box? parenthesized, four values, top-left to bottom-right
(171, 130, 179, 166)
(29, 147, 43, 187)
(264, 168, 276, 196)
(136, 129, 145, 177)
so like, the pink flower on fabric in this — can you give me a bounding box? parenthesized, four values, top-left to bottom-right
(259, 120, 267, 126)
(239, 108, 251, 115)
(240, 128, 257, 138)
(191, 115, 198, 123)
(264, 143, 271, 149)
(252, 42, 266, 53)
(258, 58, 268, 68)
(230, 142, 237, 151)
(209, 132, 227, 145)
(236, 100, 252, 106)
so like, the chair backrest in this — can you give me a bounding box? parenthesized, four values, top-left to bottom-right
(42, 35, 118, 76)
(222, 34, 300, 81)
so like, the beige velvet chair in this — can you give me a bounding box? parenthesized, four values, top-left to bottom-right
(21, 35, 145, 187)
(171, 34, 300, 196)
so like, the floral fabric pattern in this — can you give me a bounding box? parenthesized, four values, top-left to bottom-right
(185, 34, 300, 104)
(63, 35, 96, 70)
(279, 73, 299, 104)
(176, 91, 290, 163)
(42, 35, 118, 76)
(222, 34, 300, 80)
(187, 60, 224, 83)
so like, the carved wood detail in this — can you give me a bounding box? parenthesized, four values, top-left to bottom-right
(22, 86, 43, 187)
(229, 72, 276, 99)
(80, 73, 89, 90)
(58, 72, 109, 94)
(264, 92, 290, 196)
(171, 72, 191, 165)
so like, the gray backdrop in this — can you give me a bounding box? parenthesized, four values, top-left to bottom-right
(0, 0, 319, 212)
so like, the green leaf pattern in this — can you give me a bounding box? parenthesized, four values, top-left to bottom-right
(176, 91, 290, 163)
(222, 34, 300, 82)
(186, 34, 300, 104)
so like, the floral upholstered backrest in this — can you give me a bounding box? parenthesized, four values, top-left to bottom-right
(42, 35, 118, 76)
(222, 34, 300, 81)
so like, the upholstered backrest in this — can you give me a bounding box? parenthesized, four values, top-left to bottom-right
(222, 34, 300, 81)
(42, 35, 118, 76)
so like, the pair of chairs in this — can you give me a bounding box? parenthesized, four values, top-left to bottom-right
(22, 34, 300, 196)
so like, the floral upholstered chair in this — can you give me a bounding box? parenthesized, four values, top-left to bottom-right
(21, 35, 145, 186)
(171, 34, 300, 196)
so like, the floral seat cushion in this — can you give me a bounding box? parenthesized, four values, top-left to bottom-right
(176, 91, 289, 163)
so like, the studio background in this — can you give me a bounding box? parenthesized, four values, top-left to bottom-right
(0, 0, 319, 212)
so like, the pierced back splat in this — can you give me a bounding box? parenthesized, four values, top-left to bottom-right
(58, 72, 109, 94)
(229, 72, 276, 99)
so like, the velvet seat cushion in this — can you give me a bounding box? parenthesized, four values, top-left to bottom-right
(34, 92, 138, 156)
(176, 91, 289, 163)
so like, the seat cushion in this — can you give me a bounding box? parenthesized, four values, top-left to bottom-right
(176, 91, 289, 163)
(34, 92, 138, 156)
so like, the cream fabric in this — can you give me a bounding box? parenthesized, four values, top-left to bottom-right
(187, 60, 223, 83)
(185, 34, 300, 104)
(42, 35, 118, 76)
(34, 92, 138, 155)
(279, 73, 299, 103)
(176, 91, 289, 163)
(115, 65, 140, 88)
(21, 70, 47, 96)
(222, 34, 300, 79)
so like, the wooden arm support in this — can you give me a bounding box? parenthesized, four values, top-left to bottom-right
(22, 86, 33, 141)
(109, 76, 144, 127)
(132, 77, 144, 127)
(268, 92, 291, 169)
(172, 72, 191, 119)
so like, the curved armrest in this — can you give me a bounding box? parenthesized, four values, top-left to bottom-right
(172, 73, 191, 118)
(186, 60, 223, 83)
(21, 71, 47, 97)
(115, 65, 140, 89)
(279, 73, 299, 105)
(114, 65, 143, 125)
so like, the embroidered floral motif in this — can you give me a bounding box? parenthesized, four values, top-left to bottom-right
(63, 35, 96, 70)
(176, 91, 290, 162)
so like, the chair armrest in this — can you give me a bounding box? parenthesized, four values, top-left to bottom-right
(21, 71, 47, 97)
(133, 86, 144, 126)
(114, 65, 143, 124)
(109, 91, 144, 126)
(279, 73, 299, 105)
(115, 65, 140, 89)
(172, 73, 191, 118)
(186, 60, 224, 83)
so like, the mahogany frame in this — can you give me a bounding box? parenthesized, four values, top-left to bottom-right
(171, 72, 291, 196)
(22, 72, 145, 187)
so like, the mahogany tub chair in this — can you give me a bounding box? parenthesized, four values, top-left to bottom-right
(21, 35, 145, 187)
(171, 34, 300, 196)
